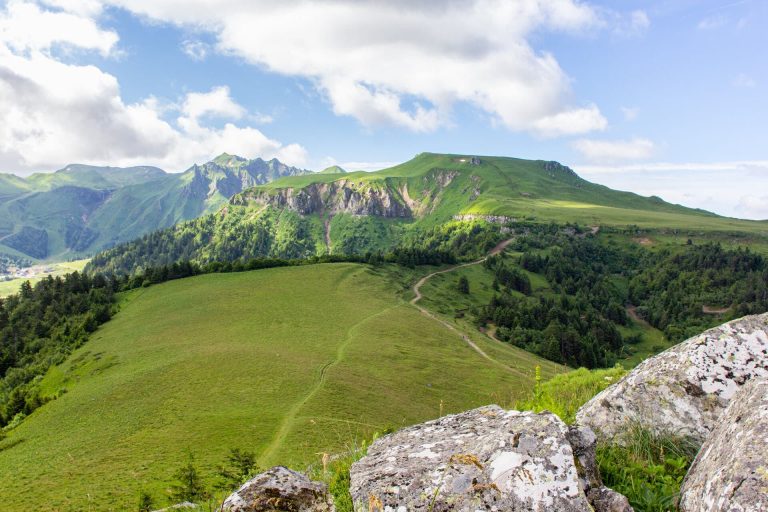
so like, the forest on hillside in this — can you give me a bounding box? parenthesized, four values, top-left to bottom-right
(2, 221, 767, 430)
(478, 226, 768, 367)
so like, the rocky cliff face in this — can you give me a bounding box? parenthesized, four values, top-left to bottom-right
(234, 179, 412, 218)
(232, 168, 465, 219)
(182, 155, 309, 201)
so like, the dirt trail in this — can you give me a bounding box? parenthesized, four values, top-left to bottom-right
(409, 238, 529, 378)
(626, 305, 650, 327)
(702, 305, 731, 315)
(260, 304, 399, 464)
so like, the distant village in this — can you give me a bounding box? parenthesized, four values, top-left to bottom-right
(0, 264, 55, 282)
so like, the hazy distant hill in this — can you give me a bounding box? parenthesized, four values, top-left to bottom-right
(0, 154, 309, 261)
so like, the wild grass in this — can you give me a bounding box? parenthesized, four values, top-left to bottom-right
(517, 367, 698, 512)
(515, 365, 627, 424)
(597, 424, 699, 512)
(0, 263, 554, 511)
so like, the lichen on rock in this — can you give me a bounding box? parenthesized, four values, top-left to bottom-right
(219, 466, 335, 512)
(576, 313, 768, 443)
(679, 377, 768, 512)
(349, 405, 625, 511)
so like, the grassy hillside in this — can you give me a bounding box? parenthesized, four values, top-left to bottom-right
(265, 153, 766, 232)
(0, 263, 561, 511)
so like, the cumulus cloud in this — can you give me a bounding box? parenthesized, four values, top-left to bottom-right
(0, 1, 306, 172)
(105, 0, 609, 135)
(180, 86, 245, 123)
(0, 0, 117, 55)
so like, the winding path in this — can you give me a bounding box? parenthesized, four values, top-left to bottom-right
(410, 238, 529, 378)
(260, 304, 398, 464)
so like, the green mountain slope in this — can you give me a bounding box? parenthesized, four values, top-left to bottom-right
(0, 263, 561, 510)
(87, 153, 768, 275)
(0, 155, 309, 261)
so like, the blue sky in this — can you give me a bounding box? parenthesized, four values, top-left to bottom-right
(0, 0, 766, 218)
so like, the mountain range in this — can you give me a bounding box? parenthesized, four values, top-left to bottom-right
(87, 152, 768, 275)
(0, 154, 308, 261)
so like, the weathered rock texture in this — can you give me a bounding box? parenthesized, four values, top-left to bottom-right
(577, 313, 768, 442)
(219, 466, 334, 512)
(233, 169, 461, 219)
(349, 405, 630, 512)
(679, 377, 768, 512)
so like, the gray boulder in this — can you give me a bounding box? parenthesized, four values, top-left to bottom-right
(679, 377, 768, 512)
(349, 405, 630, 511)
(576, 313, 768, 442)
(219, 466, 334, 512)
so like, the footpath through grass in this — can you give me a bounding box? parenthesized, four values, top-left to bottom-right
(0, 263, 560, 511)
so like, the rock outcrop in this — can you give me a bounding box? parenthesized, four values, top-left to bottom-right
(219, 466, 334, 512)
(349, 405, 631, 512)
(234, 180, 412, 218)
(678, 377, 768, 512)
(576, 313, 768, 442)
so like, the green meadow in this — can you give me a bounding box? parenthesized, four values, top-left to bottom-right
(0, 263, 562, 511)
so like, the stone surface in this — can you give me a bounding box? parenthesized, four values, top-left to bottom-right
(679, 378, 768, 512)
(587, 487, 634, 512)
(219, 466, 334, 512)
(350, 405, 593, 512)
(576, 313, 768, 442)
(566, 425, 633, 512)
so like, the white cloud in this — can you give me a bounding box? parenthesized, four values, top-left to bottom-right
(533, 105, 607, 138)
(180, 85, 244, 123)
(105, 0, 609, 135)
(732, 73, 756, 88)
(572, 137, 655, 162)
(621, 106, 639, 121)
(617, 10, 650, 36)
(0, 0, 117, 55)
(181, 39, 209, 60)
(698, 15, 727, 30)
(0, 1, 307, 172)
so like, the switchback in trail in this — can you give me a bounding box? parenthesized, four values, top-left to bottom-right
(409, 238, 530, 377)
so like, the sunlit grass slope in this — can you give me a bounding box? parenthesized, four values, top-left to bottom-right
(263, 152, 768, 233)
(0, 263, 561, 511)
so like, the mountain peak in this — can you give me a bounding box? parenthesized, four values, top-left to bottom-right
(212, 153, 247, 166)
(318, 165, 347, 174)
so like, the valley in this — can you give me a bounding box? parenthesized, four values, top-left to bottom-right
(0, 262, 562, 511)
